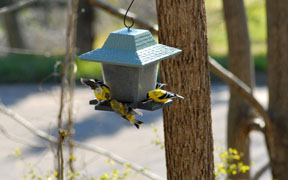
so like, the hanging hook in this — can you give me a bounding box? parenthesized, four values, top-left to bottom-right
(124, 0, 135, 31)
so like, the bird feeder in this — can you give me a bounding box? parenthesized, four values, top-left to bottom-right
(79, 28, 181, 111)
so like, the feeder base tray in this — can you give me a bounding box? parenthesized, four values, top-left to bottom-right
(89, 99, 172, 111)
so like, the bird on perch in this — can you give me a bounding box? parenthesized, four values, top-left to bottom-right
(110, 99, 143, 129)
(80, 78, 111, 104)
(146, 88, 184, 103)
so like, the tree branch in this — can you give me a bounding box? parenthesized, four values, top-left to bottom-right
(57, 0, 80, 176)
(248, 118, 265, 133)
(0, 0, 37, 15)
(208, 57, 271, 129)
(66, 0, 80, 174)
(87, 0, 158, 34)
(253, 162, 270, 180)
(0, 102, 164, 180)
(0, 102, 58, 143)
(0, 124, 47, 148)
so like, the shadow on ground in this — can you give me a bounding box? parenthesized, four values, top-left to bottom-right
(23, 108, 162, 155)
(6, 84, 231, 156)
(72, 109, 162, 141)
(0, 84, 54, 106)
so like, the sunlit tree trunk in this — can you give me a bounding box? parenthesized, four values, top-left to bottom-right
(222, 0, 255, 179)
(76, 0, 95, 54)
(265, 0, 288, 179)
(156, 0, 215, 179)
(0, 0, 25, 48)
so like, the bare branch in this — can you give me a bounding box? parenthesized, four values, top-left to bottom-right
(87, 0, 158, 34)
(58, 128, 66, 180)
(0, 102, 164, 180)
(66, 0, 80, 174)
(248, 118, 265, 133)
(0, 124, 47, 148)
(0, 0, 38, 15)
(0, 102, 58, 143)
(253, 162, 270, 180)
(74, 142, 164, 180)
(208, 57, 271, 129)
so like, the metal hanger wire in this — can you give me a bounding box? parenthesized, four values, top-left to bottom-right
(124, 0, 135, 31)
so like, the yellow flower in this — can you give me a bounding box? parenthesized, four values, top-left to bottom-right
(101, 173, 110, 180)
(14, 148, 22, 156)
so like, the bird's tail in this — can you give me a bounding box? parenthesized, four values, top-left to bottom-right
(134, 120, 144, 129)
(156, 82, 167, 89)
(175, 93, 184, 99)
(80, 78, 98, 89)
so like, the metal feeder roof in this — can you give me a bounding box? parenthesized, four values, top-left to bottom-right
(78, 28, 182, 67)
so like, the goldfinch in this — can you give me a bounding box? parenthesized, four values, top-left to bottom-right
(110, 99, 143, 129)
(147, 89, 184, 103)
(80, 78, 111, 104)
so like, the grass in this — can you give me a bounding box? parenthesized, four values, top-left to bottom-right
(206, 0, 267, 56)
(0, 54, 266, 83)
(210, 54, 267, 71)
(0, 0, 268, 83)
(0, 54, 60, 83)
(0, 54, 103, 83)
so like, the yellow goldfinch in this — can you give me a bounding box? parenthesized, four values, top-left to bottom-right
(110, 99, 143, 129)
(147, 89, 184, 103)
(81, 78, 111, 104)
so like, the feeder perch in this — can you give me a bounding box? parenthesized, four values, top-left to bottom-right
(79, 28, 181, 111)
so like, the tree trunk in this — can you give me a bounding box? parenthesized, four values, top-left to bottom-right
(222, 0, 255, 179)
(266, 0, 288, 179)
(0, 0, 25, 48)
(156, 0, 215, 179)
(76, 0, 95, 54)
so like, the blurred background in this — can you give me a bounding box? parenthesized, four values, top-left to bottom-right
(0, 0, 271, 180)
(0, 0, 267, 83)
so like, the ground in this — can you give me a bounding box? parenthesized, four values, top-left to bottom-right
(0, 83, 271, 179)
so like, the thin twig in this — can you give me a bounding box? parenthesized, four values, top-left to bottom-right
(87, 0, 158, 34)
(0, 102, 164, 180)
(208, 57, 271, 130)
(58, 128, 66, 180)
(0, 124, 47, 148)
(66, 0, 80, 174)
(0, 103, 58, 142)
(57, 0, 75, 175)
(0, 0, 38, 15)
(253, 162, 270, 180)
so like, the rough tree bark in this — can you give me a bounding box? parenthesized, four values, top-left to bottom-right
(0, 0, 25, 48)
(222, 0, 255, 179)
(265, 0, 288, 179)
(156, 0, 215, 179)
(76, 0, 95, 54)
